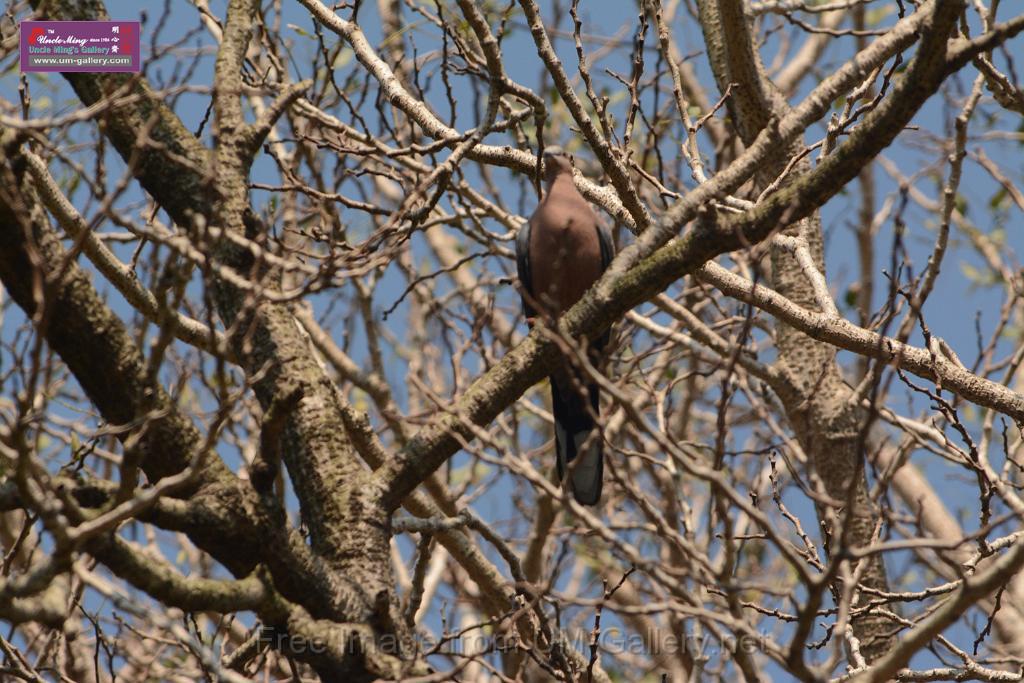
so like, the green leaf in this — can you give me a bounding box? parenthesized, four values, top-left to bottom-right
(989, 187, 1009, 210)
(351, 387, 369, 413)
(954, 193, 968, 217)
(333, 47, 353, 69)
(865, 5, 894, 26)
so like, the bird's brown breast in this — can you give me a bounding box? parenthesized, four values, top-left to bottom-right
(528, 187, 603, 317)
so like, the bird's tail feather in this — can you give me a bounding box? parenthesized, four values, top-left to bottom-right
(551, 376, 603, 505)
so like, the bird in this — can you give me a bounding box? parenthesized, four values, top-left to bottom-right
(515, 147, 615, 505)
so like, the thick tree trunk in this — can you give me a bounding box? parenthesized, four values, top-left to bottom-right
(694, 0, 895, 660)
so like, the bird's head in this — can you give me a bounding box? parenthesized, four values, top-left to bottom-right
(542, 146, 573, 183)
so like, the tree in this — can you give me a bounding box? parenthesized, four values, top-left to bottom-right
(1, 0, 1023, 680)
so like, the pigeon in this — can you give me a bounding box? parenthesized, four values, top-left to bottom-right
(515, 147, 614, 505)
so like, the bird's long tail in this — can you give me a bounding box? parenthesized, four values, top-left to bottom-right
(551, 373, 603, 505)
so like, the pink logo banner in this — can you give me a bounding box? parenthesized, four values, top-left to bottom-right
(20, 20, 140, 73)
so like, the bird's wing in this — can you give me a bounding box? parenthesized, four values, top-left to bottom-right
(593, 215, 615, 351)
(515, 219, 535, 320)
(597, 215, 615, 272)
